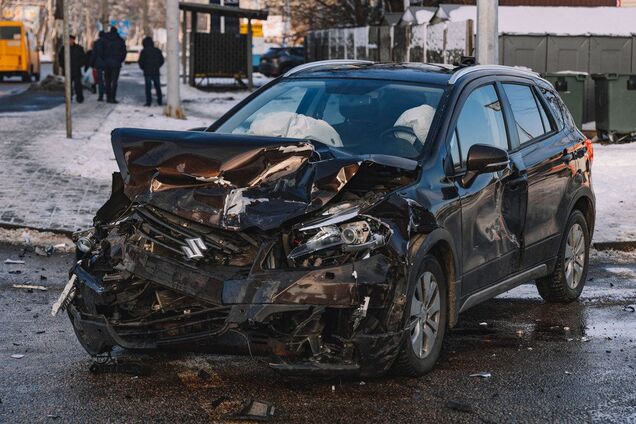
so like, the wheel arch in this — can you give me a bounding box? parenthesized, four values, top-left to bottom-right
(409, 229, 461, 328)
(570, 192, 595, 238)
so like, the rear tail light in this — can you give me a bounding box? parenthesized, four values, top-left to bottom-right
(585, 139, 594, 164)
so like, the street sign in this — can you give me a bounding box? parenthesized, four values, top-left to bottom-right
(110, 20, 130, 38)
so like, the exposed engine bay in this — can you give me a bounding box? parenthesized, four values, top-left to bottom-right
(56, 128, 428, 375)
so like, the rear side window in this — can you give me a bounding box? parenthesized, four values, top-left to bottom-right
(502, 83, 547, 144)
(538, 86, 570, 131)
(0, 26, 21, 40)
(454, 84, 508, 164)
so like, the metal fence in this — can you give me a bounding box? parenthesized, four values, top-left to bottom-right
(305, 21, 473, 65)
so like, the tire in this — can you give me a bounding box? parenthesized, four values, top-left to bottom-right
(536, 210, 590, 303)
(393, 255, 447, 376)
(22, 72, 31, 82)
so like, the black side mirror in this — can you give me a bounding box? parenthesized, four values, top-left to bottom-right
(462, 144, 509, 186)
(466, 144, 509, 173)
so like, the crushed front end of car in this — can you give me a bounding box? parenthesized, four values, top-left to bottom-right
(57, 128, 424, 376)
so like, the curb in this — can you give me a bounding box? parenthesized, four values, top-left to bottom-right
(593, 241, 636, 252)
(0, 222, 74, 238)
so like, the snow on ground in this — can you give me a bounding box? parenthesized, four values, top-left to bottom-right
(591, 142, 636, 243)
(28, 67, 251, 182)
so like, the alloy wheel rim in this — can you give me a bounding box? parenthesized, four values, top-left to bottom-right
(564, 223, 586, 289)
(410, 271, 441, 359)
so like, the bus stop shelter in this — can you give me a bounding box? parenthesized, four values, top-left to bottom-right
(179, 2, 268, 89)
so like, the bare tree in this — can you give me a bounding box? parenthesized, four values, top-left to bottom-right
(266, 0, 384, 42)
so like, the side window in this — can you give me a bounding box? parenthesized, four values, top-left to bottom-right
(502, 83, 546, 144)
(538, 86, 567, 130)
(455, 84, 508, 164)
(449, 129, 460, 166)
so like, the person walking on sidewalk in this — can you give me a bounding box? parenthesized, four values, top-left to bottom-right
(138, 36, 164, 106)
(90, 31, 106, 101)
(100, 26, 126, 103)
(57, 35, 86, 103)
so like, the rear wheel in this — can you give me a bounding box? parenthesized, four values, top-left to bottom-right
(22, 72, 31, 82)
(394, 255, 447, 376)
(536, 210, 590, 303)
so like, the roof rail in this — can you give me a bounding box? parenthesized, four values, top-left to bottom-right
(284, 60, 374, 77)
(448, 65, 546, 85)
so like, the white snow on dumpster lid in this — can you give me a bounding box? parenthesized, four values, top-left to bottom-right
(433, 4, 636, 37)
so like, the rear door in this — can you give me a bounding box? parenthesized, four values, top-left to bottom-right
(499, 80, 574, 269)
(448, 79, 528, 295)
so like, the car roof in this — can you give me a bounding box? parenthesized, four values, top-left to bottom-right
(284, 60, 548, 87)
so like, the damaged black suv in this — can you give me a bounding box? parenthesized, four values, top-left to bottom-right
(55, 61, 595, 377)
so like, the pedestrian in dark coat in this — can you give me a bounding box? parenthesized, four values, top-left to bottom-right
(90, 31, 106, 101)
(57, 35, 86, 103)
(138, 36, 164, 106)
(99, 26, 127, 103)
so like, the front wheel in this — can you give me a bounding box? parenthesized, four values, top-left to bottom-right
(536, 210, 590, 303)
(393, 255, 447, 376)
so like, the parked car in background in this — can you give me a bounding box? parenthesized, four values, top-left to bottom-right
(56, 61, 595, 377)
(0, 21, 41, 82)
(258, 46, 305, 77)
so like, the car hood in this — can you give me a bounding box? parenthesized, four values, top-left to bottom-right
(111, 128, 418, 231)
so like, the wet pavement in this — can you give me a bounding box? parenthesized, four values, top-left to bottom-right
(0, 242, 634, 423)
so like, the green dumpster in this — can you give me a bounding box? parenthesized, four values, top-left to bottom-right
(545, 72, 587, 129)
(592, 73, 636, 136)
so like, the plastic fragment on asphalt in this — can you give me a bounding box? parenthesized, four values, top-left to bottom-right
(10, 354, 25, 359)
(469, 372, 491, 378)
(446, 399, 473, 413)
(563, 327, 570, 331)
(565, 371, 572, 375)
(331, 385, 335, 392)
(581, 336, 591, 342)
(479, 322, 488, 327)
(516, 330, 524, 337)
(12, 284, 47, 291)
(226, 399, 275, 422)
(623, 305, 635, 312)
(4, 259, 25, 264)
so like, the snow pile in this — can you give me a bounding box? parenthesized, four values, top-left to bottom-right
(592, 143, 636, 243)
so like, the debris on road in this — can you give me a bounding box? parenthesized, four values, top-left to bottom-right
(469, 372, 492, 379)
(10, 354, 25, 359)
(34, 245, 55, 257)
(4, 259, 25, 264)
(89, 360, 151, 376)
(479, 322, 488, 327)
(446, 399, 473, 413)
(226, 399, 275, 422)
(565, 371, 572, 375)
(581, 336, 591, 342)
(12, 284, 47, 291)
(623, 304, 635, 312)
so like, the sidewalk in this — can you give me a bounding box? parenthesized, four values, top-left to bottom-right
(0, 66, 248, 232)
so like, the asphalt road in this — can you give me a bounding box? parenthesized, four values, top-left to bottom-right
(0, 243, 634, 423)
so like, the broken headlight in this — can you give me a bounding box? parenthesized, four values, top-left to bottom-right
(288, 212, 390, 266)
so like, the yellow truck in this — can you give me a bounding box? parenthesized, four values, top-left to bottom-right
(0, 21, 41, 82)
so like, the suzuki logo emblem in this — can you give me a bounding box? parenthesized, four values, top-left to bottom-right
(182, 238, 207, 259)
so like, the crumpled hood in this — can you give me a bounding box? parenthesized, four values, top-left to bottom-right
(111, 128, 417, 231)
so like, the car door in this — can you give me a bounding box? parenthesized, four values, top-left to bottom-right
(500, 81, 574, 269)
(448, 81, 528, 295)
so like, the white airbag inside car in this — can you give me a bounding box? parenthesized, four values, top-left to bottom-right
(248, 112, 343, 147)
(393, 104, 436, 144)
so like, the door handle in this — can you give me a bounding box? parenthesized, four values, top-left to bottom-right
(505, 173, 528, 190)
(561, 152, 573, 163)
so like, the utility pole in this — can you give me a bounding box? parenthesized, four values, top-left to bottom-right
(476, 0, 498, 65)
(165, 0, 184, 118)
(63, 0, 72, 138)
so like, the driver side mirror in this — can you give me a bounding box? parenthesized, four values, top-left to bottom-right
(466, 144, 509, 173)
(461, 144, 509, 187)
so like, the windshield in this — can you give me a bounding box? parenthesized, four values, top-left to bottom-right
(214, 78, 444, 158)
